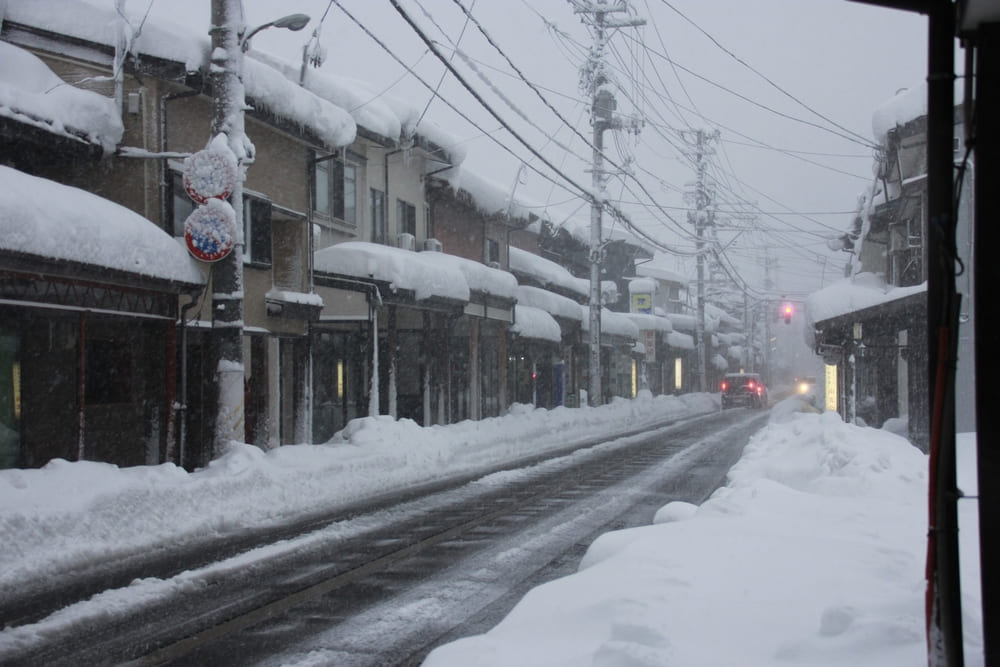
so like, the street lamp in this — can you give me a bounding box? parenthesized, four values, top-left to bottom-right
(241, 13, 311, 52)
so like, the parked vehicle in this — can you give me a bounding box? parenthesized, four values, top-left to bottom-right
(720, 373, 768, 409)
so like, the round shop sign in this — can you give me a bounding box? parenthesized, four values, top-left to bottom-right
(183, 147, 238, 204)
(184, 199, 237, 262)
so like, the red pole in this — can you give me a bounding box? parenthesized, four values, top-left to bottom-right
(77, 311, 86, 461)
(164, 320, 178, 464)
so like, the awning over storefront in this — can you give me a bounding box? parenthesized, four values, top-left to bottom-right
(0, 166, 205, 290)
(666, 331, 695, 350)
(579, 306, 640, 344)
(510, 304, 561, 343)
(314, 241, 470, 306)
(516, 285, 583, 322)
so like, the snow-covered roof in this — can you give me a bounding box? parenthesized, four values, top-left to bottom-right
(669, 311, 719, 334)
(420, 250, 518, 300)
(666, 331, 695, 350)
(712, 353, 729, 371)
(580, 307, 640, 341)
(705, 303, 741, 329)
(509, 247, 588, 299)
(3, 1, 359, 150)
(313, 242, 470, 303)
(626, 312, 673, 333)
(0, 165, 205, 285)
(517, 285, 584, 322)
(872, 83, 926, 144)
(511, 304, 562, 343)
(0, 41, 123, 154)
(629, 278, 657, 294)
(806, 272, 926, 325)
(439, 166, 546, 223)
(636, 261, 688, 285)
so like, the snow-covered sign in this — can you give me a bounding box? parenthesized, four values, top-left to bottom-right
(182, 139, 239, 262)
(182, 145, 238, 204)
(183, 198, 237, 263)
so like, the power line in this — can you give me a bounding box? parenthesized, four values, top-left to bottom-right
(655, 0, 876, 148)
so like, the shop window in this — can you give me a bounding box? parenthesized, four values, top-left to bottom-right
(85, 340, 131, 405)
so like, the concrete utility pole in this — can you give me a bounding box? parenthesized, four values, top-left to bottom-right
(209, 0, 247, 454)
(684, 128, 718, 393)
(572, 0, 644, 407)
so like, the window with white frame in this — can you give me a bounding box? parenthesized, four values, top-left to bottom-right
(371, 188, 386, 244)
(397, 199, 416, 237)
(243, 194, 272, 266)
(313, 152, 358, 226)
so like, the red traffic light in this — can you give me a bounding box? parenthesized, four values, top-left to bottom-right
(783, 303, 793, 324)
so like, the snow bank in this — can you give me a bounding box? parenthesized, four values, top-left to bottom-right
(424, 402, 976, 667)
(0, 393, 714, 598)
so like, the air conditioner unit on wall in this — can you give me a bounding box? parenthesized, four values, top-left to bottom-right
(397, 233, 415, 251)
(423, 238, 443, 252)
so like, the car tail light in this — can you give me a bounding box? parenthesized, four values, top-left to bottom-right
(748, 381, 755, 390)
(720, 381, 728, 391)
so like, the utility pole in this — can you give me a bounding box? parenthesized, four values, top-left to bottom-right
(684, 128, 718, 393)
(209, 0, 247, 454)
(572, 0, 644, 407)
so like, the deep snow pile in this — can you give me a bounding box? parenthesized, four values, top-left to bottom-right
(0, 392, 713, 600)
(424, 402, 984, 667)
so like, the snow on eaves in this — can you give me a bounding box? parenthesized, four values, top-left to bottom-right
(0, 166, 205, 285)
(580, 306, 640, 340)
(314, 242, 469, 303)
(626, 312, 673, 333)
(440, 167, 546, 223)
(3, 0, 209, 74)
(0, 41, 123, 154)
(421, 251, 518, 300)
(806, 272, 926, 326)
(517, 285, 583, 322)
(509, 247, 589, 299)
(242, 57, 355, 150)
(872, 83, 927, 145)
(666, 330, 695, 350)
(4, 0, 355, 151)
(511, 304, 561, 343)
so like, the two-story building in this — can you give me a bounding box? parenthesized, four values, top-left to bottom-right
(808, 83, 972, 448)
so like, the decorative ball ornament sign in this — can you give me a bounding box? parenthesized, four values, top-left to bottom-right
(182, 140, 240, 262)
(184, 198, 238, 262)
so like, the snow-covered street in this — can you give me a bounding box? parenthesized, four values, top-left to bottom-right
(0, 393, 985, 665)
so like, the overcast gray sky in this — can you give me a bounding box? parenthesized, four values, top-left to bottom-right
(157, 0, 928, 298)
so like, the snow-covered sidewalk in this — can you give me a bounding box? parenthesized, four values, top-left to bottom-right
(0, 392, 714, 600)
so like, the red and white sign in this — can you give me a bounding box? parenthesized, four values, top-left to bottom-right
(184, 199, 237, 263)
(182, 147, 238, 205)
